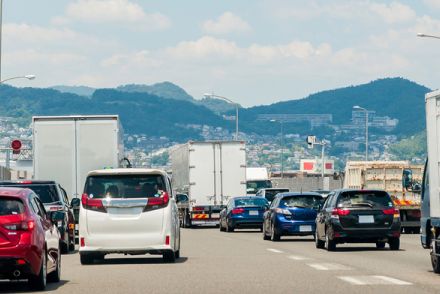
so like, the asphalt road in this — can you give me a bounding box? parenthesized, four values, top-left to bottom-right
(2, 228, 440, 294)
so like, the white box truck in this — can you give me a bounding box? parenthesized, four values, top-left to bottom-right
(171, 141, 247, 227)
(344, 161, 423, 233)
(421, 89, 440, 272)
(246, 167, 272, 195)
(33, 115, 125, 200)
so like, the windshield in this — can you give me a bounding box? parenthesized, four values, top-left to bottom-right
(234, 197, 268, 207)
(280, 195, 323, 209)
(84, 174, 168, 199)
(246, 180, 272, 194)
(0, 197, 24, 216)
(264, 189, 289, 202)
(1, 184, 60, 204)
(337, 191, 393, 208)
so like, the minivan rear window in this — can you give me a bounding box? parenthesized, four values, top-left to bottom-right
(84, 175, 167, 199)
(0, 198, 24, 216)
(337, 191, 393, 208)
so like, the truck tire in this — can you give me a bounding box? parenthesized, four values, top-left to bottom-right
(184, 212, 192, 228)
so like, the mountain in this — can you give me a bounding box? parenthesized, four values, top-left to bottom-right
(51, 85, 96, 97)
(117, 82, 194, 102)
(237, 78, 430, 136)
(0, 85, 229, 141)
(0, 77, 431, 142)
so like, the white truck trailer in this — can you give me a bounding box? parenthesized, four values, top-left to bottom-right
(33, 115, 125, 200)
(344, 161, 423, 232)
(171, 141, 247, 227)
(421, 90, 440, 272)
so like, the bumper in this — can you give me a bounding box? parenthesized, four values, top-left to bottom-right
(276, 219, 316, 235)
(331, 221, 401, 243)
(0, 257, 33, 279)
(229, 217, 263, 228)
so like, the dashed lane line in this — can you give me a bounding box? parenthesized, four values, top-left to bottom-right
(288, 255, 313, 261)
(338, 275, 412, 285)
(307, 263, 352, 271)
(266, 248, 283, 253)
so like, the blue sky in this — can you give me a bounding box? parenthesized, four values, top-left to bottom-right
(3, 0, 440, 106)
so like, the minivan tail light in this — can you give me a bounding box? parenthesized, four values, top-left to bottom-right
(81, 193, 107, 213)
(383, 208, 400, 218)
(143, 192, 170, 212)
(231, 208, 245, 215)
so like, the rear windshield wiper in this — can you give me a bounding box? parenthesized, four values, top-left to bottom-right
(350, 203, 374, 208)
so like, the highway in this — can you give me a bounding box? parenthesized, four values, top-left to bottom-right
(1, 229, 440, 294)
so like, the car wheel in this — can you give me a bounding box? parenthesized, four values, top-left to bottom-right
(389, 237, 400, 250)
(80, 253, 94, 265)
(219, 218, 226, 232)
(263, 223, 271, 240)
(325, 229, 336, 251)
(431, 238, 440, 273)
(47, 248, 61, 283)
(271, 222, 281, 241)
(315, 230, 325, 249)
(226, 220, 234, 232)
(376, 241, 386, 249)
(28, 250, 47, 290)
(163, 251, 176, 263)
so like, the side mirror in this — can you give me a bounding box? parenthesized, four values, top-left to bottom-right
(49, 211, 64, 224)
(71, 198, 81, 208)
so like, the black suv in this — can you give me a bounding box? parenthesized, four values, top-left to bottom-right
(315, 189, 401, 251)
(0, 180, 76, 253)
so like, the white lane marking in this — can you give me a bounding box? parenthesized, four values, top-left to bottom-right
(288, 255, 312, 261)
(307, 263, 351, 271)
(338, 276, 412, 285)
(266, 248, 283, 253)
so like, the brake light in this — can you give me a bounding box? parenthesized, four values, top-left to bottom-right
(16, 259, 26, 265)
(231, 208, 245, 215)
(383, 208, 400, 218)
(17, 180, 33, 184)
(80, 237, 85, 247)
(165, 235, 170, 245)
(143, 192, 170, 212)
(81, 193, 107, 213)
(332, 208, 350, 217)
(4, 220, 34, 231)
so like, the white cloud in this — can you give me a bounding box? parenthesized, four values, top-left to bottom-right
(61, 0, 171, 30)
(369, 2, 416, 23)
(166, 36, 241, 59)
(202, 12, 251, 34)
(424, 0, 440, 10)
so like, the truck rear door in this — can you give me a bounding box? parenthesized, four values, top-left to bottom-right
(76, 118, 119, 198)
(219, 142, 246, 204)
(33, 119, 76, 198)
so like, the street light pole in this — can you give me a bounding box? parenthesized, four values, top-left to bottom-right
(204, 93, 239, 140)
(0, 74, 36, 84)
(353, 105, 369, 161)
(270, 119, 285, 178)
(417, 33, 440, 40)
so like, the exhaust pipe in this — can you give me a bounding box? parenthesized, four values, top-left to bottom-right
(13, 270, 21, 278)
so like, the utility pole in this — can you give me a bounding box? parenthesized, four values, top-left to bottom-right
(306, 135, 328, 182)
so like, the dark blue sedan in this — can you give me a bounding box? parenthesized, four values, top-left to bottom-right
(219, 197, 269, 232)
(263, 192, 324, 241)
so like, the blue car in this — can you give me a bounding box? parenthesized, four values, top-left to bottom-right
(263, 192, 324, 241)
(219, 197, 269, 232)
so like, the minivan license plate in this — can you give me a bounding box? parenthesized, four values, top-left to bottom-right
(358, 215, 374, 223)
(249, 211, 258, 216)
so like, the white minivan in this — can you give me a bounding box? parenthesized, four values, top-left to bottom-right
(78, 169, 180, 264)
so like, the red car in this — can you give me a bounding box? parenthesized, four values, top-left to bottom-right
(0, 187, 62, 290)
